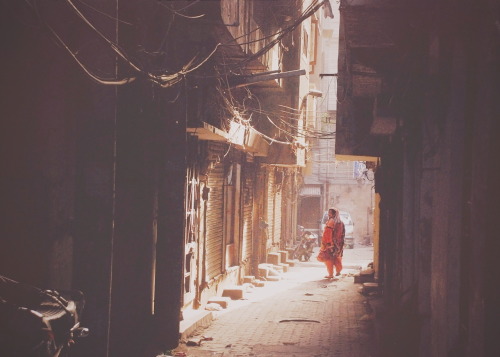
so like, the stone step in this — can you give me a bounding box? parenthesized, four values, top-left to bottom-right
(278, 262, 290, 272)
(207, 296, 231, 309)
(361, 282, 379, 295)
(354, 268, 375, 284)
(354, 274, 375, 284)
(253, 279, 265, 287)
(258, 267, 269, 279)
(221, 287, 245, 300)
(277, 250, 289, 263)
(243, 275, 255, 284)
(267, 252, 281, 265)
(258, 263, 283, 280)
(179, 309, 213, 341)
(272, 264, 284, 273)
(360, 268, 375, 276)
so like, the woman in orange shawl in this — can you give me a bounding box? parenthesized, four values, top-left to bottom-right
(320, 208, 345, 278)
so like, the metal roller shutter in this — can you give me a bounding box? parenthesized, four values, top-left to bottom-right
(206, 145, 226, 279)
(266, 169, 275, 245)
(274, 187, 282, 244)
(241, 164, 254, 260)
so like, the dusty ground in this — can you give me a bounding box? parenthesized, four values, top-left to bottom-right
(171, 245, 376, 357)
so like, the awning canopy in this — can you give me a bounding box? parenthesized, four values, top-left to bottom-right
(187, 121, 269, 157)
(299, 186, 321, 196)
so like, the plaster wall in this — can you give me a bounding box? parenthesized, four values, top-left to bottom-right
(328, 183, 374, 244)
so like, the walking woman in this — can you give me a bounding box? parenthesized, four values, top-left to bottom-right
(319, 208, 345, 278)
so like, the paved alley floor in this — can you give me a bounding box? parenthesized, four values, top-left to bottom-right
(174, 246, 377, 357)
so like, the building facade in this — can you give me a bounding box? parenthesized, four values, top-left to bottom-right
(0, 0, 330, 355)
(336, 0, 500, 355)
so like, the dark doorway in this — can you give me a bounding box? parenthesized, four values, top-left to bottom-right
(298, 196, 321, 234)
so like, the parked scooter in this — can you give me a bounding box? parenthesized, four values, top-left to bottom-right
(0, 275, 88, 357)
(293, 231, 317, 261)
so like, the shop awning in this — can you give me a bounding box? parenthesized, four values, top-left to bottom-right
(299, 186, 321, 196)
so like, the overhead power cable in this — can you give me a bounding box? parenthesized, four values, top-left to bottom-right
(220, 0, 329, 71)
(64, 0, 221, 87)
(46, 22, 136, 85)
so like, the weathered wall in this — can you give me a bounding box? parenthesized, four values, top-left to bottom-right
(367, 1, 500, 356)
(0, 1, 204, 355)
(0, 3, 116, 356)
(329, 183, 374, 244)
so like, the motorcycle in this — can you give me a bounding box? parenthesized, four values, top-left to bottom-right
(0, 275, 88, 357)
(293, 232, 317, 261)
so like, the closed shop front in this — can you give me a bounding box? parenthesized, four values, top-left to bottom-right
(205, 144, 225, 279)
(266, 168, 275, 249)
(265, 167, 283, 249)
(241, 162, 255, 261)
(273, 170, 283, 245)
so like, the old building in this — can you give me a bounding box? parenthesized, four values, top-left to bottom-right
(297, 2, 336, 237)
(298, 4, 374, 248)
(0, 0, 330, 356)
(182, 0, 334, 314)
(336, 0, 500, 355)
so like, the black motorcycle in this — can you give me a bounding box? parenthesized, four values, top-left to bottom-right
(293, 232, 316, 261)
(0, 275, 88, 357)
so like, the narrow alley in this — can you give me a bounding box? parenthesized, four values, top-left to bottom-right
(1, 1, 499, 356)
(176, 247, 377, 357)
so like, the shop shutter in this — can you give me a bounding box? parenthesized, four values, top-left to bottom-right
(205, 145, 225, 279)
(241, 164, 254, 260)
(266, 169, 275, 245)
(274, 186, 282, 244)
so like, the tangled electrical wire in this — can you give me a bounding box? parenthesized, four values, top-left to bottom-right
(214, 74, 336, 159)
(18, 0, 329, 89)
(220, 0, 329, 72)
(19, 0, 221, 87)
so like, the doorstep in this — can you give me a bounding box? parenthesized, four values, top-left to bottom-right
(179, 308, 214, 341)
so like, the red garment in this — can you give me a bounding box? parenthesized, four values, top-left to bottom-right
(320, 209, 345, 276)
(321, 217, 345, 253)
(324, 257, 342, 277)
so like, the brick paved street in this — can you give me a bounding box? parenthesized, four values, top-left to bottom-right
(175, 246, 377, 357)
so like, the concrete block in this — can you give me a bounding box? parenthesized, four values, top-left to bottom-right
(286, 260, 295, 267)
(278, 263, 289, 272)
(267, 275, 281, 281)
(258, 268, 268, 279)
(222, 287, 245, 300)
(354, 268, 375, 284)
(207, 296, 231, 309)
(243, 275, 255, 284)
(360, 268, 375, 276)
(361, 282, 379, 295)
(179, 310, 213, 340)
(267, 252, 281, 265)
(258, 263, 282, 277)
(253, 280, 265, 287)
(354, 274, 374, 284)
(278, 250, 289, 263)
(272, 265, 283, 273)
